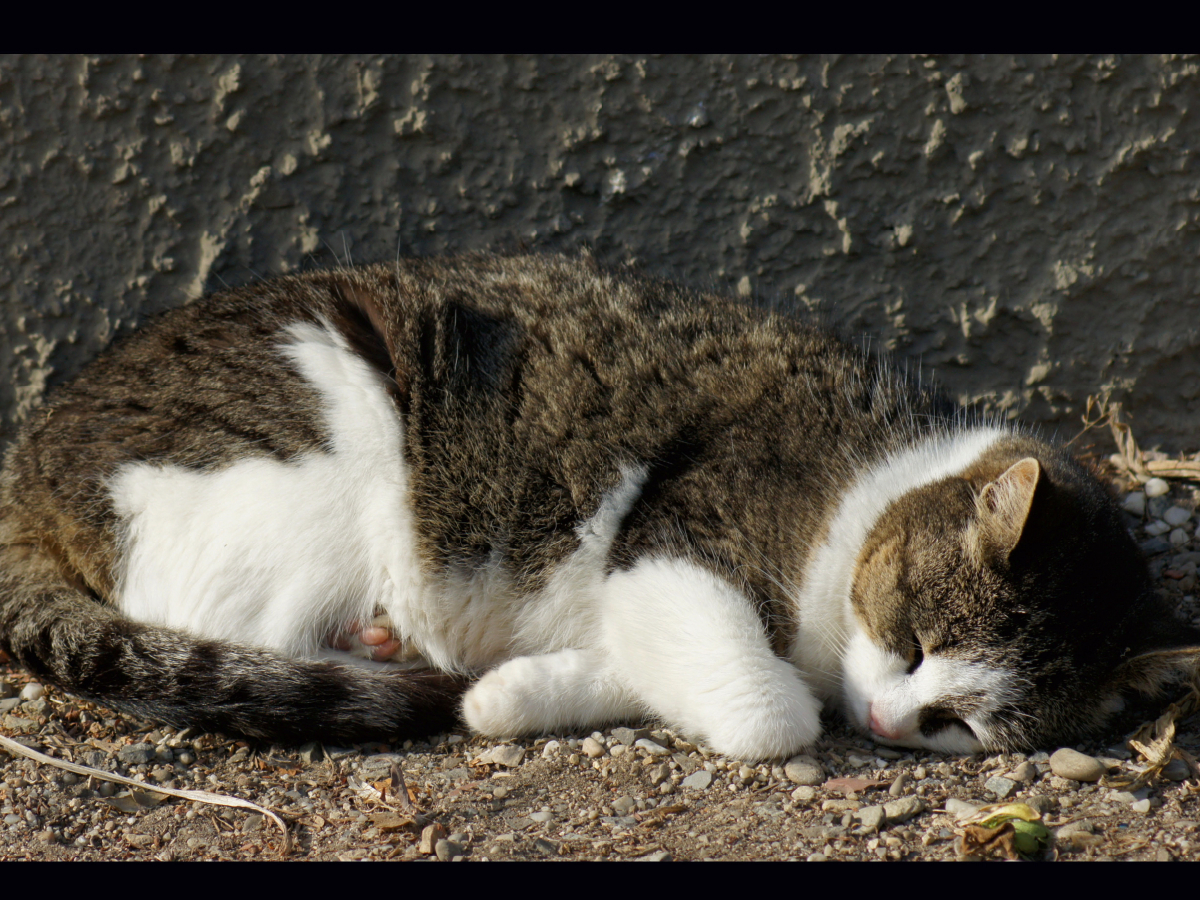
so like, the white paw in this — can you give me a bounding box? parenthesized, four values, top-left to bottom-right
(692, 665, 823, 762)
(462, 661, 531, 737)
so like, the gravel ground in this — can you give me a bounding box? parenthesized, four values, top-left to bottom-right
(2, 460, 1199, 862)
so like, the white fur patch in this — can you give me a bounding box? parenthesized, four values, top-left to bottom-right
(841, 627, 1012, 753)
(111, 321, 431, 662)
(600, 556, 822, 761)
(789, 427, 1005, 702)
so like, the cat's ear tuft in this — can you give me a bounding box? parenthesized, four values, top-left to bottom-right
(973, 457, 1041, 561)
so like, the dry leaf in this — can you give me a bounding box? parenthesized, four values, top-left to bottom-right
(370, 812, 418, 833)
(1106, 681, 1200, 790)
(107, 789, 169, 813)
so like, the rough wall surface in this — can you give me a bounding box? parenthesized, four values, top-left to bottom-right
(2, 54, 1198, 449)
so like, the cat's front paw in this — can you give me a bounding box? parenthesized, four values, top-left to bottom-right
(693, 666, 824, 762)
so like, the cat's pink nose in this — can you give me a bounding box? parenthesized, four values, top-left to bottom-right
(868, 703, 901, 740)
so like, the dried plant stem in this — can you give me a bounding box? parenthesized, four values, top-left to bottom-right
(0, 732, 291, 856)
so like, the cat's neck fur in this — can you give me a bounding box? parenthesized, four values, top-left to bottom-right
(790, 424, 1006, 698)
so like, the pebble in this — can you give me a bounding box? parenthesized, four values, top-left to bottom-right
(637, 850, 672, 861)
(944, 798, 983, 821)
(1108, 790, 1142, 805)
(612, 796, 636, 816)
(1140, 538, 1172, 555)
(1170, 528, 1190, 546)
(541, 740, 562, 759)
(1010, 761, 1038, 783)
(19, 683, 45, 703)
(419, 823, 447, 855)
(298, 742, 323, 766)
(581, 738, 606, 758)
(635, 738, 669, 756)
(1024, 795, 1057, 816)
(1049, 748, 1106, 782)
(1165, 506, 1192, 526)
(37, 829, 57, 845)
(888, 773, 909, 797)
(1122, 492, 1147, 517)
(681, 770, 713, 791)
(883, 797, 925, 824)
(1163, 758, 1190, 781)
(784, 755, 824, 786)
(1131, 799, 1153, 814)
(985, 776, 1018, 799)
(117, 743, 156, 766)
(435, 839, 463, 861)
(529, 811, 553, 823)
(611, 727, 648, 745)
(491, 785, 508, 800)
(532, 838, 560, 857)
(1145, 478, 1170, 498)
(791, 786, 816, 803)
(489, 745, 526, 768)
(857, 805, 886, 831)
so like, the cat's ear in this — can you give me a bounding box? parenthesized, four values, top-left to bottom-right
(1109, 616, 1200, 695)
(972, 457, 1042, 561)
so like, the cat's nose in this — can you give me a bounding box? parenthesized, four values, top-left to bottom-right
(868, 702, 902, 740)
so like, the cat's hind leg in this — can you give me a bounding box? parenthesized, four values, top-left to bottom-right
(462, 648, 644, 737)
(601, 557, 821, 762)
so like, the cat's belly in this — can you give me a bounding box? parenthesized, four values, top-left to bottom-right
(106, 320, 516, 673)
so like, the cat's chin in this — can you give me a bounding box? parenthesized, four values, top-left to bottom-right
(866, 726, 984, 755)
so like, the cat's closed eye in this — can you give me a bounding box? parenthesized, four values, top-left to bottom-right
(905, 638, 923, 675)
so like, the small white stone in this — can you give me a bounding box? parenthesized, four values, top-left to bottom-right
(634, 738, 669, 756)
(1049, 748, 1106, 782)
(541, 740, 562, 759)
(488, 745, 525, 768)
(1123, 492, 1147, 517)
(1170, 529, 1190, 546)
(1131, 799, 1153, 814)
(19, 683, 44, 702)
(1145, 520, 1171, 536)
(581, 737, 606, 758)
(1145, 478, 1170, 498)
(1164, 507, 1192, 527)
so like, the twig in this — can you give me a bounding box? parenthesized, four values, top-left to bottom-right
(390, 761, 415, 812)
(0, 732, 291, 856)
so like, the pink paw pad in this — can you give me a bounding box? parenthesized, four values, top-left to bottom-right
(326, 614, 405, 661)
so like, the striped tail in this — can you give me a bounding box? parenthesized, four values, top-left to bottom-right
(0, 541, 468, 744)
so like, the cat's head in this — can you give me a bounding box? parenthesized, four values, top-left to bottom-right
(841, 438, 1200, 753)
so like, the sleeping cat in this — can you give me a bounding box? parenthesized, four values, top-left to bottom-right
(1, 253, 1197, 761)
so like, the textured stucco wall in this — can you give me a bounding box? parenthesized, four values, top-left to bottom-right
(2, 54, 1199, 449)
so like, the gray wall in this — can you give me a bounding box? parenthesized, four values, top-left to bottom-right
(3, 54, 1199, 449)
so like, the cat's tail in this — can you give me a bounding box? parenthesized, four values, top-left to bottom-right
(0, 540, 468, 744)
